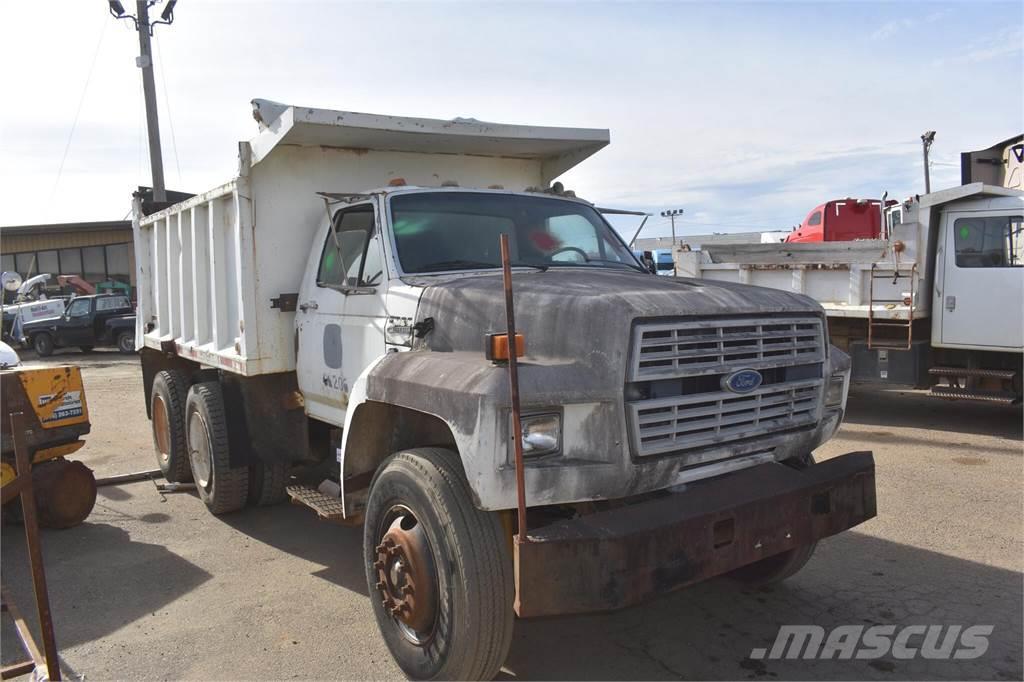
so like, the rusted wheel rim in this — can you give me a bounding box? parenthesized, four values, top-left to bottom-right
(187, 411, 212, 489)
(373, 505, 438, 645)
(152, 395, 171, 463)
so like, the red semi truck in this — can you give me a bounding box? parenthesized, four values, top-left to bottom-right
(786, 198, 894, 243)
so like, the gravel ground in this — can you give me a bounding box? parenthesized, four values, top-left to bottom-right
(2, 349, 1021, 681)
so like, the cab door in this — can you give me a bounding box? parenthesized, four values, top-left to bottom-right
(937, 210, 1024, 349)
(60, 298, 94, 346)
(295, 201, 387, 425)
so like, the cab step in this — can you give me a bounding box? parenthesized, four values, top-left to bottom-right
(286, 484, 346, 522)
(928, 366, 1017, 380)
(929, 386, 1019, 405)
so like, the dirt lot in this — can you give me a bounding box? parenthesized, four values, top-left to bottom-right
(3, 350, 1022, 681)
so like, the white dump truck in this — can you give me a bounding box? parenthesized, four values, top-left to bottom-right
(676, 183, 1024, 404)
(133, 99, 876, 680)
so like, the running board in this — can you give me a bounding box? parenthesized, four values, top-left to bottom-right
(929, 386, 1019, 405)
(928, 367, 1018, 380)
(286, 484, 347, 523)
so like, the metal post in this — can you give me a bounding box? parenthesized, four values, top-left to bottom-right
(10, 412, 62, 681)
(661, 208, 684, 276)
(670, 214, 677, 276)
(137, 0, 166, 203)
(499, 234, 528, 543)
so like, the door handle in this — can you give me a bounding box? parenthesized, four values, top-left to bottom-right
(945, 295, 956, 312)
(299, 301, 319, 312)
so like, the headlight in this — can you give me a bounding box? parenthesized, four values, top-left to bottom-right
(520, 413, 560, 457)
(825, 372, 847, 408)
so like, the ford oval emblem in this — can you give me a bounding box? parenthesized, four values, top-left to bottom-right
(722, 369, 763, 394)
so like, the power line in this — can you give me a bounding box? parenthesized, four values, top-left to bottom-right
(50, 15, 109, 214)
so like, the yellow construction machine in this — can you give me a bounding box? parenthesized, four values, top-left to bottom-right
(1, 364, 97, 528)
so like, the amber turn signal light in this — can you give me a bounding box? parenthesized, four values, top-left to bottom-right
(485, 333, 525, 361)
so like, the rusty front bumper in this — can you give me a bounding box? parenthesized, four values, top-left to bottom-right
(514, 450, 876, 618)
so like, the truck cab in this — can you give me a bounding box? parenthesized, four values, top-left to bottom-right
(786, 198, 889, 243)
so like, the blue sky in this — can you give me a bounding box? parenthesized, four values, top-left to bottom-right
(1, 1, 1021, 239)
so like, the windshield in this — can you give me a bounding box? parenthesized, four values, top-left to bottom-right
(389, 192, 643, 274)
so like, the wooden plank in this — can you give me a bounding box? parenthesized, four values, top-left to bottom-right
(704, 240, 889, 265)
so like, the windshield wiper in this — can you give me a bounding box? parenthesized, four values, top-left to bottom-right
(415, 259, 547, 273)
(549, 258, 645, 273)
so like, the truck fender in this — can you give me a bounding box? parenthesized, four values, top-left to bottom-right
(338, 352, 486, 517)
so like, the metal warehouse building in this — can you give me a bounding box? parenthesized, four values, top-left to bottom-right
(0, 220, 135, 291)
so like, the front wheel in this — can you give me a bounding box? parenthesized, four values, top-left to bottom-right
(363, 448, 514, 681)
(729, 452, 817, 587)
(33, 333, 54, 357)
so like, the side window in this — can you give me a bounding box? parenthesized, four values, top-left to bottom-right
(67, 299, 91, 318)
(807, 211, 822, 226)
(954, 216, 1023, 268)
(96, 296, 130, 312)
(317, 205, 380, 287)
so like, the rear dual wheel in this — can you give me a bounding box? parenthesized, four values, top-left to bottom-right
(185, 382, 248, 515)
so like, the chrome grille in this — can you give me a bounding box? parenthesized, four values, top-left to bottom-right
(627, 316, 825, 459)
(629, 316, 825, 381)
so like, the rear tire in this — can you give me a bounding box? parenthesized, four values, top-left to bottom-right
(117, 331, 135, 354)
(151, 369, 193, 483)
(185, 381, 248, 514)
(248, 461, 289, 506)
(33, 333, 54, 357)
(363, 448, 514, 681)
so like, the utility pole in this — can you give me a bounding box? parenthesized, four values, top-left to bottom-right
(921, 130, 936, 195)
(136, 1, 165, 202)
(109, 0, 178, 204)
(660, 208, 684, 276)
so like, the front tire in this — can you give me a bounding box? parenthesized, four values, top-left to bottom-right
(729, 452, 817, 587)
(33, 333, 54, 357)
(185, 381, 248, 514)
(363, 448, 514, 681)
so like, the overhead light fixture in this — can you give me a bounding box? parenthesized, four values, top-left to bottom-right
(160, 0, 177, 22)
(108, 0, 126, 17)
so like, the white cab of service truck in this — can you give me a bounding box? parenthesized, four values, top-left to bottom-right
(133, 99, 876, 680)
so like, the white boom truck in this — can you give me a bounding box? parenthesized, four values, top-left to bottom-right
(677, 184, 1024, 404)
(134, 99, 876, 680)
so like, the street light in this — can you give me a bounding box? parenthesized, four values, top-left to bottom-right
(660, 208, 684, 276)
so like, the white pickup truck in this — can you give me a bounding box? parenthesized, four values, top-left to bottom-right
(676, 184, 1024, 404)
(133, 99, 876, 680)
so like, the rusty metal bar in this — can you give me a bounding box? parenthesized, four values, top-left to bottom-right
(499, 234, 529, 543)
(95, 468, 162, 487)
(9, 412, 62, 681)
(1, 587, 45, 680)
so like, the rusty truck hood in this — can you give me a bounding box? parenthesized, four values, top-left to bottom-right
(412, 268, 823, 359)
